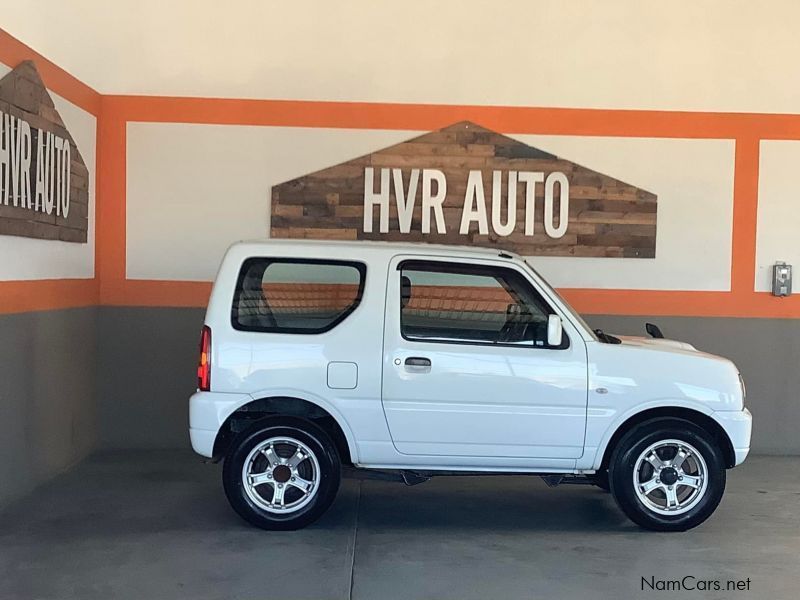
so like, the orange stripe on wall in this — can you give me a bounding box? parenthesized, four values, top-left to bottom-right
(96, 103, 127, 303)
(109, 94, 800, 140)
(89, 280, 800, 319)
(102, 280, 212, 308)
(730, 137, 760, 293)
(561, 289, 800, 319)
(0, 279, 98, 315)
(0, 28, 100, 116)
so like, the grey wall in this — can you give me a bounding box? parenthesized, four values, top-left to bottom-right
(93, 307, 800, 455)
(0, 308, 97, 508)
(96, 307, 204, 449)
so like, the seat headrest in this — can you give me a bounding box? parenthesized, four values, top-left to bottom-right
(400, 275, 412, 309)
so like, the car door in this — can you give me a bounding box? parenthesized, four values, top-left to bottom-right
(381, 255, 588, 460)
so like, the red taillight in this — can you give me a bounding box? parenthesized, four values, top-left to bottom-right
(197, 325, 211, 391)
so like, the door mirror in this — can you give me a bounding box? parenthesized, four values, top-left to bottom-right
(547, 314, 563, 346)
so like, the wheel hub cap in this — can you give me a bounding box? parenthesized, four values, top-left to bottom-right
(272, 464, 291, 483)
(660, 467, 679, 486)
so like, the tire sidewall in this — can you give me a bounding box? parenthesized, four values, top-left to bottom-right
(609, 419, 726, 531)
(222, 417, 341, 530)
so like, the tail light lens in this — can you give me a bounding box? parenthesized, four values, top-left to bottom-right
(197, 325, 211, 391)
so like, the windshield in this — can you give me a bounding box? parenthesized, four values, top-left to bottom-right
(522, 259, 598, 341)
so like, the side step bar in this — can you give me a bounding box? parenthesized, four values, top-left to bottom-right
(343, 466, 430, 486)
(343, 467, 595, 488)
(540, 475, 596, 488)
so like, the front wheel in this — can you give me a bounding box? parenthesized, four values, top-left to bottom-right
(608, 419, 726, 531)
(222, 417, 341, 530)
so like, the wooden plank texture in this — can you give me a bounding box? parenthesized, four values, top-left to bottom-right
(271, 121, 657, 258)
(0, 61, 89, 243)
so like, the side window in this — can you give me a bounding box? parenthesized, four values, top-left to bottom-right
(232, 258, 366, 333)
(399, 261, 566, 348)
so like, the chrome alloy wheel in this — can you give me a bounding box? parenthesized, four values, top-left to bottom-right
(633, 439, 708, 516)
(242, 437, 321, 514)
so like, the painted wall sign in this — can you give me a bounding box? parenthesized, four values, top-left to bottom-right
(271, 121, 657, 257)
(0, 61, 89, 243)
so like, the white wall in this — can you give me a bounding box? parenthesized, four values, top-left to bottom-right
(0, 63, 96, 281)
(126, 123, 423, 280)
(3, 1, 800, 114)
(517, 136, 734, 290)
(127, 123, 735, 290)
(756, 141, 800, 292)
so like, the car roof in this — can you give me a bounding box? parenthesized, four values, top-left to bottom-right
(229, 238, 521, 260)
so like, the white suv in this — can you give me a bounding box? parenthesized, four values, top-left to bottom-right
(189, 240, 752, 531)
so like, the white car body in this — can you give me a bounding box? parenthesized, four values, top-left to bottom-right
(189, 240, 751, 476)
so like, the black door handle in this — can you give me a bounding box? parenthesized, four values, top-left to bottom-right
(405, 357, 431, 367)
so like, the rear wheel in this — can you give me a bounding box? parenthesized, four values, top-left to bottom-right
(608, 419, 726, 531)
(222, 417, 341, 530)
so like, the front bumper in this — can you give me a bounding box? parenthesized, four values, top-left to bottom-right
(713, 407, 752, 466)
(189, 391, 253, 457)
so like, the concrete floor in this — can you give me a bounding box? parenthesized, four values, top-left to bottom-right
(0, 452, 798, 600)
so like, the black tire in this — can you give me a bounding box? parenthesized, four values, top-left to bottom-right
(222, 416, 341, 530)
(608, 418, 726, 532)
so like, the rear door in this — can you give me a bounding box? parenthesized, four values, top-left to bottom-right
(381, 256, 588, 460)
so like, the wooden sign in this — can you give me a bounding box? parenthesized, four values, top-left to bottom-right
(271, 121, 657, 258)
(0, 61, 89, 243)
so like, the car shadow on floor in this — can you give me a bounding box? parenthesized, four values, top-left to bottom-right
(351, 476, 634, 533)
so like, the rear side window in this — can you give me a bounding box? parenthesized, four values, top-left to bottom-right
(232, 258, 366, 333)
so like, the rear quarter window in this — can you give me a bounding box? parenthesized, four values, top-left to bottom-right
(231, 258, 366, 333)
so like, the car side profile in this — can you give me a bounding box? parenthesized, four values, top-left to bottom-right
(189, 240, 752, 531)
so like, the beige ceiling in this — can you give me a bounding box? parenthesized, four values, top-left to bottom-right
(2, 0, 799, 113)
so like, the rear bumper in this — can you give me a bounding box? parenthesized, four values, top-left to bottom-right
(713, 408, 752, 466)
(189, 390, 253, 457)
